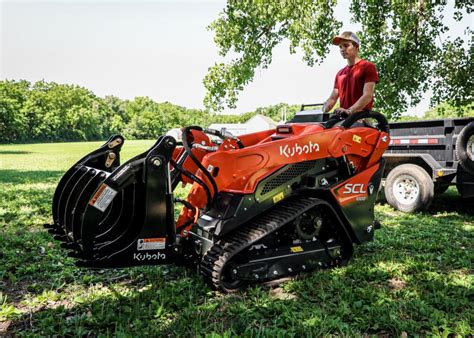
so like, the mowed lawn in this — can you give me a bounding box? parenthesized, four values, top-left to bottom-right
(0, 140, 472, 336)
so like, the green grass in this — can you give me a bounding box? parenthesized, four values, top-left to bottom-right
(1, 140, 473, 336)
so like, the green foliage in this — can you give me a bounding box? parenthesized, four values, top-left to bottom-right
(395, 101, 474, 121)
(253, 102, 300, 122)
(431, 36, 474, 110)
(204, 0, 340, 110)
(0, 80, 31, 143)
(424, 101, 474, 119)
(1, 80, 306, 144)
(204, 1, 473, 119)
(0, 142, 472, 335)
(1, 79, 471, 144)
(0, 80, 254, 144)
(1, 80, 110, 143)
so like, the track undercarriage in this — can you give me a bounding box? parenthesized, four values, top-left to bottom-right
(199, 197, 354, 291)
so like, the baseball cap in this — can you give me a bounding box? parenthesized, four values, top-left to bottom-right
(332, 31, 361, 46)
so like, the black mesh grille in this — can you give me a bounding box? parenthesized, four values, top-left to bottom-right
(260, 161, 318, 195)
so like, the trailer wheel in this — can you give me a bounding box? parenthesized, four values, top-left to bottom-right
(385, 164, 434, 212)
(456, 121, 474, 175)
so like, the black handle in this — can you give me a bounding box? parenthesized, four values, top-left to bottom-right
(340, 110, 389, 133)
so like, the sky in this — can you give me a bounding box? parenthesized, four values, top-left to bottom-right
(1, 0, 471, 116)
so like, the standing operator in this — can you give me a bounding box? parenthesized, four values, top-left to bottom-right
(322, 31, 379, 117)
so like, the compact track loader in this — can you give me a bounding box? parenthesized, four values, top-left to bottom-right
(45, 110, 390, 292)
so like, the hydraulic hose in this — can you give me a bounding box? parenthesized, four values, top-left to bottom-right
(170, 159, 213, 208)
(182, 126, 219, 208)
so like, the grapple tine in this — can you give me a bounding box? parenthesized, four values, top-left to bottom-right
(52, 135, 124, 222)
(50, 135, 177, 268)
(55, 166, 88, 230)
(69, 170, 108, 243)
(52, 135, 124, 240)
(60, 168, 101, 240)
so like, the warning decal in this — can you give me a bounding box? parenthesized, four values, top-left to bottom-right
(89, 184, 118, 212)
(137, 238, 166, 251)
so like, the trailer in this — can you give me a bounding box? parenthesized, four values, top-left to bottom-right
(383, 117, 474, 212)
(291, 105, 474, 212)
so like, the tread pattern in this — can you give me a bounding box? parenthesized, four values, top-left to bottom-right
(199, 197, 351, 292)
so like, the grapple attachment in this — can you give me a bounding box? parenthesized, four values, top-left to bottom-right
(45, 135, 177, 267)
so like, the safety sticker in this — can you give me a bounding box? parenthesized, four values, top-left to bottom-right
(89, 184, 118, 212)
(353, 135, 362, 143)
(290, 246, 304, 253)
(137, 238, 166, 251)
(273, 192, 285, 204)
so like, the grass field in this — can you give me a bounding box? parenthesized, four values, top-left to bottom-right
(1, 140, 473, 336)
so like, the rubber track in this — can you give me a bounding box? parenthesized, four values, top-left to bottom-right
(199, 197, 346, 291)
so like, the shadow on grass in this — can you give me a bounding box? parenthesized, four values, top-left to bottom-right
(428, 190, 474, 216)
(2, 178, 472, 335)
(0, 169, 64, 185)
(0, 150, 32, 155)
(4, 210, 473, 336)
(378, 188, 474, 217)
(5, 252, 472, 336)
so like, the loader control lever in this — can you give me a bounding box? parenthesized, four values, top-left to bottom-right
(341, 110, 389, 133)
(325, 110, 389, 133)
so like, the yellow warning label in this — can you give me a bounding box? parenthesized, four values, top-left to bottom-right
(353, 135, 362, 143)
(290, 246, 304, 253)
(273, 192, 285, 204)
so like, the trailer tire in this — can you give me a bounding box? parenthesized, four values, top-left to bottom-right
(385, 164, 434, 212)
(456, 121, 474, 175)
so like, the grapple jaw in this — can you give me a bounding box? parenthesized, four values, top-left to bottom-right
(45, 135, 177, 268)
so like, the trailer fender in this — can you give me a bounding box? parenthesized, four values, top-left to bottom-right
(383, 153, 443, 179)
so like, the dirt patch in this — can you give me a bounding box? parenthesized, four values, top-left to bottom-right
(388, 278, 407, 291)
(0, 320, 12, 336)
(270, 287, 296, 300)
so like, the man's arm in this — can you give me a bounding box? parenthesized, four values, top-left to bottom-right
(323, 88, 339, 113)
(348, 82, 376, 113)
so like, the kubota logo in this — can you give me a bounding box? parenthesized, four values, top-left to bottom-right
(280, 141, 320, 158)
(133, 252, 166, 261)
(343, 184, 367, 194)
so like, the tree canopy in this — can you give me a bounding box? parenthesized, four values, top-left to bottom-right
(0, 80, 291, 143)
(203, 0, 473, 119)
(1, 79, 470, 144)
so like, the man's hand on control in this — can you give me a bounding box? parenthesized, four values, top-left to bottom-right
(333, 108, 352, 118)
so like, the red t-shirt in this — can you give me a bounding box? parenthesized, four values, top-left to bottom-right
(334, 59, 379, 110)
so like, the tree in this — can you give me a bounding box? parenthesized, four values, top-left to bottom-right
(423, 101, 474, 119)
(0, 80, 30, 143)
(253, 103, 300, 121)
(204, 0, 473, 119)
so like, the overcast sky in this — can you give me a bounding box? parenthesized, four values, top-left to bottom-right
(1, 1, 470, 116)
